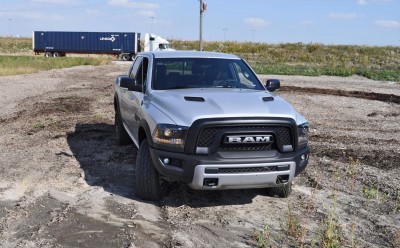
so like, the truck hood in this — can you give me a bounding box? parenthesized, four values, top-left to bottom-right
(149, 88, 301, 126)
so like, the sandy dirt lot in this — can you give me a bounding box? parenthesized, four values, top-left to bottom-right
(0, 62, 399, 247)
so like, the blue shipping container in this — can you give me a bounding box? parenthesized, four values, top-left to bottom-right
(33, 31, 140, 56)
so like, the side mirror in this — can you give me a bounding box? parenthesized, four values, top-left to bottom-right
(118, 76, 142, 92)
(265, 79, 280, 92)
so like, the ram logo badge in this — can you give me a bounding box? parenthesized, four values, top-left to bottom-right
(224, 135, 273, 144)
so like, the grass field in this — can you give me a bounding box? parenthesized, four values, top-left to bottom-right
(0, 37, 111, 76)
(171, 40, 400, 82)
(0, 37, 31, 54)
(1, 37, 399, 81)
(0, 56, 110, 76)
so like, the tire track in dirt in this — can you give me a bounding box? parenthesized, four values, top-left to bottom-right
(281, 85, 400, 104)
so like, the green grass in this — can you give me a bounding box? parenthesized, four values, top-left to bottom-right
(0, 55, 110, 76)
(170, 40, 400, 82)
(252, 224, 272, 248)
(0, 37, 111, 76)
(1, 37, 399, 81)
(0, 37, 32, 54)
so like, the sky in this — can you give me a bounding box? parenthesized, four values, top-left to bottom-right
(0, 0, 399, 46)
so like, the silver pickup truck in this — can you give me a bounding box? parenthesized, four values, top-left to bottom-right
(113, 51, 310, 201)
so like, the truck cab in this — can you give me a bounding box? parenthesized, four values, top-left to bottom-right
(144, 33, 173, 52)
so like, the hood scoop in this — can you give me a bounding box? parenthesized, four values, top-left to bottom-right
(262, 96, 274, 102)
(184, 96, 205, 102)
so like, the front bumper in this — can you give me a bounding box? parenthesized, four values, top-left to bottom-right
(189, 161, 297, 190)
(148, 146, 310, 190)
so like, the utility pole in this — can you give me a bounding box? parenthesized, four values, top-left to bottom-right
(150, 17, 154, 33)
(199, 0, 204, 51)
(223, 28, 228, 41)
(8, 18, 12, 37)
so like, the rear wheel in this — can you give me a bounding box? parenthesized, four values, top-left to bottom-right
(135, 139, 164, 201)
(115, 106, 132, 145)
(266, 182, 292, 198)
(44, 52, 52, 57)
(121, 54, 131, 61)
(53, 52, 61, 57)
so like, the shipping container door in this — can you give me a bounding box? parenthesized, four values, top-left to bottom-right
(122, 33, 136, 53)
(34, 31, 46, 51)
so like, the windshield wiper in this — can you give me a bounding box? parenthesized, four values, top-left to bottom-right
(165, 85, 195, 90)
(209, 85, 237, 88)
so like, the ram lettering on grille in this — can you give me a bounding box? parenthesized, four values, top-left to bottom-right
(225, 135, 273, 144)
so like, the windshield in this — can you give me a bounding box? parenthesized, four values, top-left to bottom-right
(159, 44, 170, 50)
(152, 58, 264, 90)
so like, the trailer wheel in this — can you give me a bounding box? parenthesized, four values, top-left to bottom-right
(53, 52, 61, 58)
(44, 52, 52, 57)
(121, 54, 131, 61)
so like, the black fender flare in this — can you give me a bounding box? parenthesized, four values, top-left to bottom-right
(114, 94, 118, 110)
(139, 119, 154, 147)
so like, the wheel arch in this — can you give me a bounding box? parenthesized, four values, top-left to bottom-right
(139, 119, 153, 146)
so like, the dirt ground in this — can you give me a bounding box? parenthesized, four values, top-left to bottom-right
(0, 62, 399, 248)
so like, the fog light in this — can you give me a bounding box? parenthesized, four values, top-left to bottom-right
(163, 158, 170, 164)
(203, 178, 219, 187)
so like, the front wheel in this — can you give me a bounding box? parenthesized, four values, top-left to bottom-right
(135, 139, 164, 201)
(266, 182, 292, 198)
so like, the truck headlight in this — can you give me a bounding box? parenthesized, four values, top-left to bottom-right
(297, 122, 309, 149)
(152, 124, 189, 148)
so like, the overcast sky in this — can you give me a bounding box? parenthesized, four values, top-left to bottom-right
(0, 0, 399, 46)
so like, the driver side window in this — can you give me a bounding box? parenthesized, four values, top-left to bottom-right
(136, 57, 149, 85)
(128, 56, 149, 93)
(129, 57, 143, 79)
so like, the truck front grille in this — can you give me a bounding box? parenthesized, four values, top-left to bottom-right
(218, 143, 272, 151)
(196, 125, 292, 153)
(196, 128, 218, 147)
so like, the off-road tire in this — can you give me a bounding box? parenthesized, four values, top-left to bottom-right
(115, 107, 132, 145)
(135, 140, 163, 201)
(267, 182, 292, 198)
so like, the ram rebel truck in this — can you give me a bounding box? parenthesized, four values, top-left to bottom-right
(114, 51, 310, 201)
